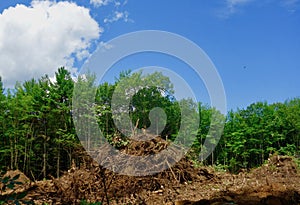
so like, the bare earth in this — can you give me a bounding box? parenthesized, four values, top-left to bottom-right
(1, 137, 300, 205)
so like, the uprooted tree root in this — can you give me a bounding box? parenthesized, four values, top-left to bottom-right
(1, 137, 300, 205)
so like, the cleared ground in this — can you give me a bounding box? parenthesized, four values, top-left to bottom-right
(1, 137, 300, 205)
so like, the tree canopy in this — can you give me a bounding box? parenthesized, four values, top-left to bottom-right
(0, 68, 299, 179)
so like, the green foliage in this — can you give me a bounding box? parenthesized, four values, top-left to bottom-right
(0, 67, 82, 179)
(80, 199, 102, 205)
(0, 67, 299, 181)
(216, 99, 300, 172)
(293, 157, 300, 170)
(212, 163, 228, 173)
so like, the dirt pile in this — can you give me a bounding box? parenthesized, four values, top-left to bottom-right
(0, 169, 35, 204)
(93, 136, 190, 177)
(26, 136, 217, 204)
(207, 155, 300, 205)
(0, 137, 299, 205)
(123, 135, 170, 156)
(0, 170, 31, 194)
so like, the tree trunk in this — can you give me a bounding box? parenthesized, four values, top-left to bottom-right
(57, 147, 60, 178)
(211, 148, 214, 166)
(14, 137, 18, 169)
(10, 138, 14, 170)
(43, 138, 47, 179)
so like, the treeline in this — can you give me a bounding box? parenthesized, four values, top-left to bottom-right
(213, 99, 300, 171)
(0, 67, 299, 179)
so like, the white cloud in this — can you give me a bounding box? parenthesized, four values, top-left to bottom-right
(114, 1, 121, 7)
(220, 0, 299, 17)
(122, 0, 128, 6)
(225, 0, 254, 15)
(90, 0, 112, 8)
(90, 0, 132, 24)
(90, 0, 126, 8)
(99, 41, 114, 50)
(281, 0, 299, 12)
(216, 0, 256, 18)
(104, 11, 131, 23)
(0, 0, 102, 87)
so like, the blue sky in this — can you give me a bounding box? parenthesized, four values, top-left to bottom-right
(0, 0, 299, 111)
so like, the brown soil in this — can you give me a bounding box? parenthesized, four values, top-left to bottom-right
(1, 136, 300, 205)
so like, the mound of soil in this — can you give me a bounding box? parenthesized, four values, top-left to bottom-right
(122, 135, 170, 156)
(2, 170, 31, 185)
(0, 170, 31, 192)
(0, 169, 33, 203)
(1, 136, 299, 205)
(93, 136, 188, 176)
(202, 155, 300, 205)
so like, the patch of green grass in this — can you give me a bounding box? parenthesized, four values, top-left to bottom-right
(80, 199, 102, 205)
(292, 156, 300, 170)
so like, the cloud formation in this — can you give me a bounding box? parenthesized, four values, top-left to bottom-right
(104, 11, 131, 23)
(90, 0, 128, 8)
(220, 0, 299, 17)
(223, 0, 254, 16)
(281, 0, 299, 12)
(0, 0, 101, 87)
(90, 0, 112, 8)
(90, 0, 131, 24)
